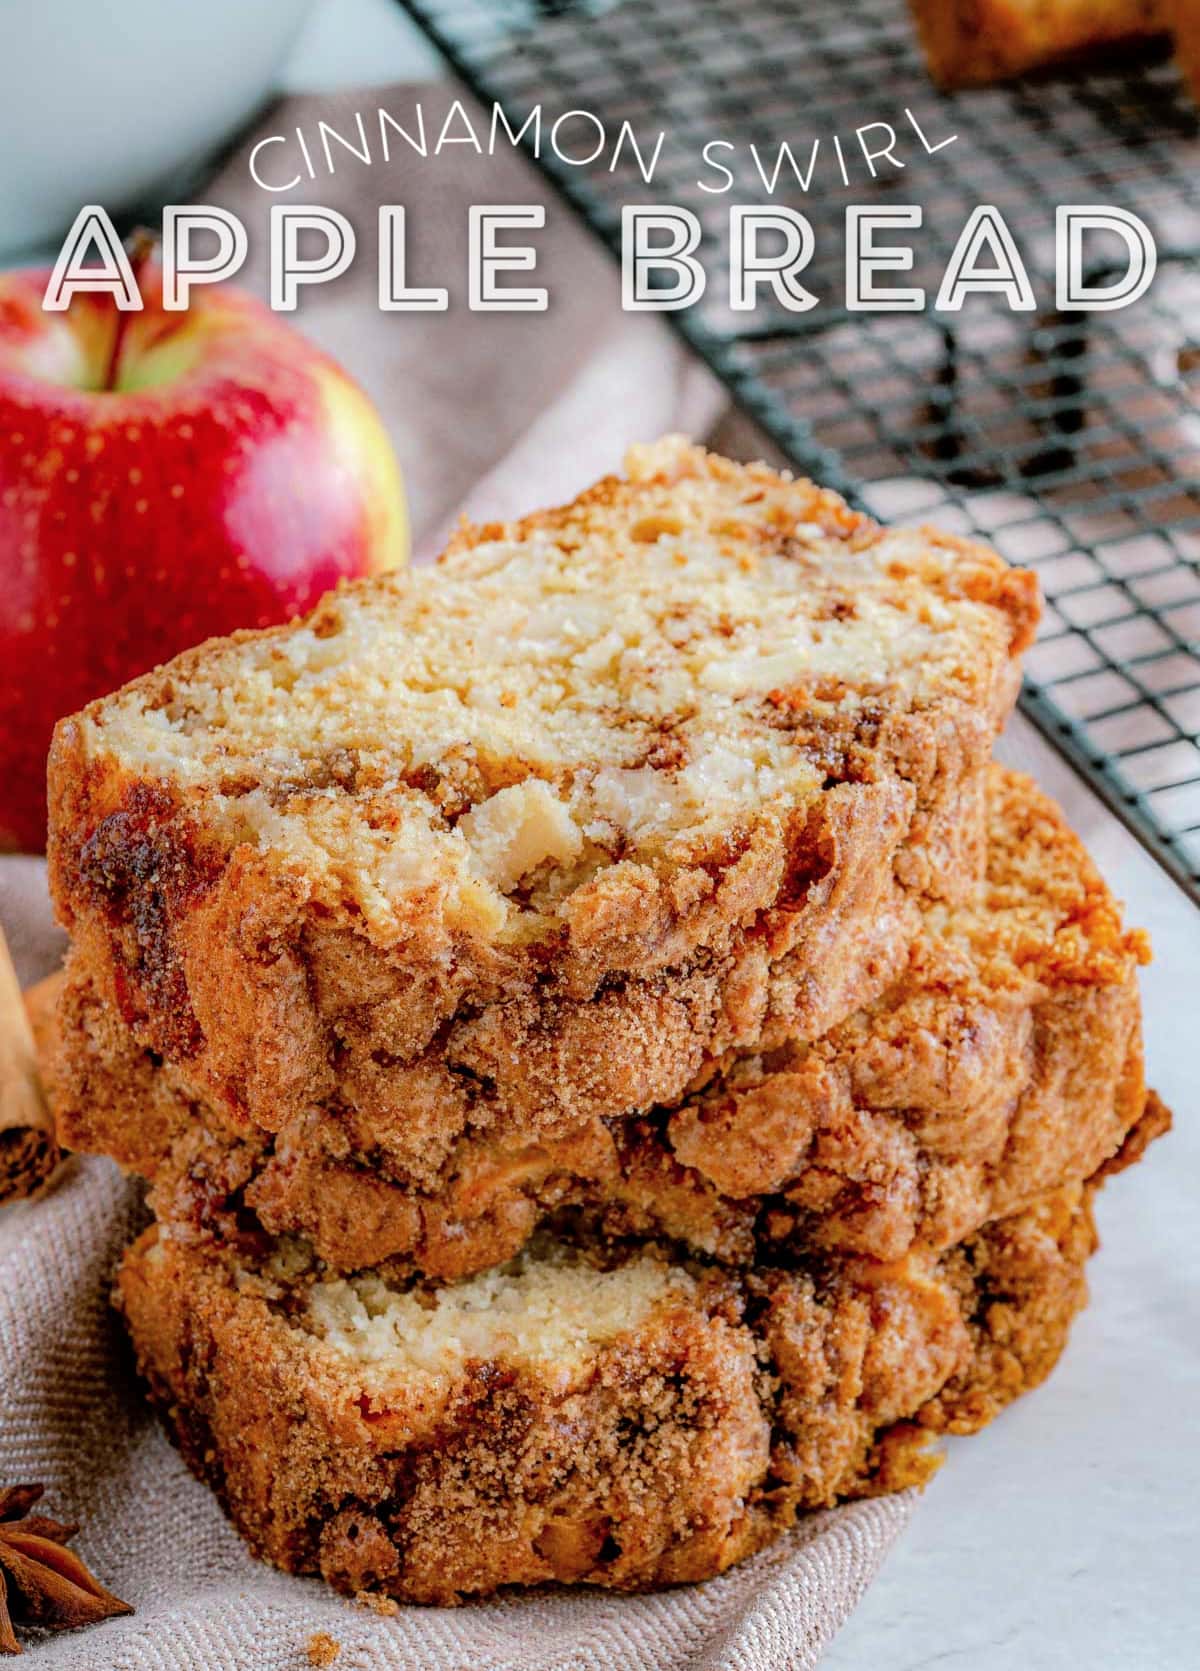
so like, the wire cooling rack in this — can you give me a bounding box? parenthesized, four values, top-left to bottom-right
(399, 0, 1200, 903)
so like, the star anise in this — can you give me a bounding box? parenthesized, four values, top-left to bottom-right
(0, 1484, 132, 1655)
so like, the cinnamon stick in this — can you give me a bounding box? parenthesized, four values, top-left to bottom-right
(0, 925, 60, 1203)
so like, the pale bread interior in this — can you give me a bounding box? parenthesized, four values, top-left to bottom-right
(74, 438, 1018, 944)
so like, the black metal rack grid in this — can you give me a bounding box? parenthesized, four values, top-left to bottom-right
(400, 0, 1200, 903)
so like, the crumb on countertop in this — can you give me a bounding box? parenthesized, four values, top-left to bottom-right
(306, 1631, 340, 1667)
(355, 1590, 399, 1617)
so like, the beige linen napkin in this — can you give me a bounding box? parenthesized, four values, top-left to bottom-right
(0, 83, 915, 1667)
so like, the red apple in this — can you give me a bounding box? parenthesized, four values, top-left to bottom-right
(0, 260, 407, 852)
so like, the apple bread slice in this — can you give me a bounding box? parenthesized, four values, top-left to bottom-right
(49, 769, 1154, 1280)
(117, 1171, 1138, 1604)
(49, 439, 1037, 1139)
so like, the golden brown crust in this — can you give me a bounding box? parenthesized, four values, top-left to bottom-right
(52, 769, 1150, 1280)
(909, 0, 1168, 86)
(52, 788, 925, 1183)
(46, 688, 993, 1138)
(48, 441, 1036, 1139)
(115, 1179, 1116, 1604)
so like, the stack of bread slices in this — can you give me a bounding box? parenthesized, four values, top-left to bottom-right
(41, 438, 1167, 1604)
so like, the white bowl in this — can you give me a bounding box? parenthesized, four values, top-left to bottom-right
(0, 0, 316, 261)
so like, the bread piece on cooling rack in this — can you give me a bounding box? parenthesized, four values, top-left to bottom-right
(910, 0, 1168, 87)
(118, 1172, 1129, 1604)
(50, 769, 1154, 1280)
(1174, 1, 1200, 98)
(49, 438, 1037, 1140)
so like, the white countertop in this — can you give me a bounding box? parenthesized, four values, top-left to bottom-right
(822, 709, 1200, 1671)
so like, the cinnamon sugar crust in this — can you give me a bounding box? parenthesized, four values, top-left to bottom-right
(116, 1171, 1137, 1605)
(48, 439, 1036, 1139)
(52, 769, 1149, 1280)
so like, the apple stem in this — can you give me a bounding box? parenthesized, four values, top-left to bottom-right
(102, 230, 158, 392)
